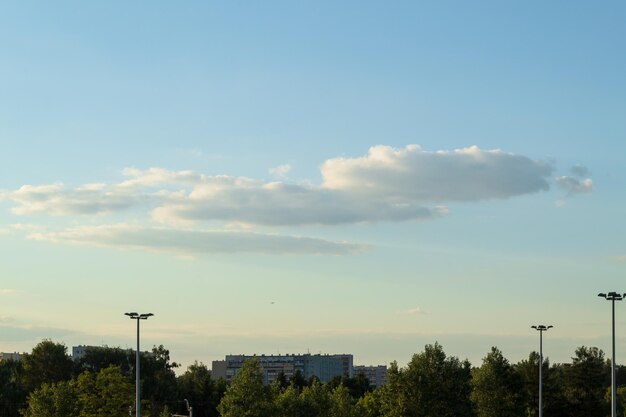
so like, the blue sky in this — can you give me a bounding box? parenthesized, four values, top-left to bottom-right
(1, 1, 625, 370)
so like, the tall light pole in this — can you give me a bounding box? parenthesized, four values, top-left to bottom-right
(599, 292, 624, 417)
(531, 324, 552, 417)
(125, 312, 154, 417)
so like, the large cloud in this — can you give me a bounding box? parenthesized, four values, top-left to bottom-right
(321, 145, 552, 202)
(28, 225, 367, 256)
(9, 183, 147, 216)
(4, 145, 554, 226)
(153, 178, 442, 226)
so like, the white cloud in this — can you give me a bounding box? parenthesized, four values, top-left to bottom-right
(0, 289, 17, 296)
(556, 176, 593, 196)
(321, 145, 552, 202)
(3, 145, 557, 227)
(118, 167, 204, 188)
(152, 178, 442, 226)
(269, 164, 292, 178)
(397, 306, 427, 315)
(28, 224, 368, 256)
(9, 183, 146, 216)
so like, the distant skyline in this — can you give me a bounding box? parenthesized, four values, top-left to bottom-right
(1, 1, 625, 370)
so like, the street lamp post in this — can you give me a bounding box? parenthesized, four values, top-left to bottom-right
(125, 312, 154, 417)
(599, 292, 624, 417)
(531, 324, 552, 417)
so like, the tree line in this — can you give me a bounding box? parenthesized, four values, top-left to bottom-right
(1, 340, 626, 417)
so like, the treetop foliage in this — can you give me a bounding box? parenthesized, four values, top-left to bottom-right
(2, 340, 625, 417)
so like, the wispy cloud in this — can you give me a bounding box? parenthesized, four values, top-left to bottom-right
(556, 176, 593, 196)
(397, 306, 427, 315)
(0, 289, 17, 296)
(571, 164, 590, 177)
(556, 164, 593, 198)
(28, 224, 368, 256)
(269, 164, 292, 178)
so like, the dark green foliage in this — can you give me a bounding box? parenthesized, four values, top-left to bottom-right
(140, 345, 179, 417)
(327, 373, 373, 399)
(217, 358, 275, 417)
(73, 344, 178, 416)
(176, 361, 225, 417)
(471, 347, 524, 417)
(378, 343, 474, 417)
(291, 370, 307, 390)
(22, 366, 131, 417)
(10, 339, 626, 417)
(21, 380, 80, 417)
(563, 346, 609, 417)
(0, 359, 26, 417)
(75, 346, 133, 375)
(76, 365, 134, 417)
(356, 389, 382, 417)
(516, 352, 569, 417)
(21, 340, 73, 393)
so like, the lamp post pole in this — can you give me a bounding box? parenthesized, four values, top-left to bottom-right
(125, 312, 154, 417)
(531, 325, 552, 417)
(599, 292, 624, 417)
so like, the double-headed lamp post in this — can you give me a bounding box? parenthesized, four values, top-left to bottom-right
(125, 312, 154, 417)
(531, 324, 552, 417)
(599, 292, 625, 417)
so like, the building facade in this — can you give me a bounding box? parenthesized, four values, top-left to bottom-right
(212, 353, 353, 385)
(353, 365, 388, 388)
(0, 352, 23, 362)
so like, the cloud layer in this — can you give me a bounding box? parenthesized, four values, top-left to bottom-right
(28, 225, 367, 256)
(4, 145, 554, 226)
(0, 145, 577, 256)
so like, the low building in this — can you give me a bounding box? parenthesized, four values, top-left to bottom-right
(212, 353, 353, 385)
(353, 365, 388, 388)
(72, 345, 92, 361)
(0, 352, 23, 362)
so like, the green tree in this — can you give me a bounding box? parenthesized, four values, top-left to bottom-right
(563, 346, 609, 417)
(217, 358, 275, 417)
(176, 362, 224, 417)
(378, 361, 408, 417)
(75, 346, 133, 376)
(298, 380, 331, 417)
(76, 366, 134, 417)
(140, 345, 179, 417)
(516, 352, 568, 417)
(21, 340, 73, 393)
(0, 359, 26, 417)
(273, 385, 303, 417)
(471, 347, 524, 417)
(290, 370, 307, 390)
(328, 385, 359, 417)
(378, 343, 473, 417)
(356, 389, 382, 417)
(327, 374, 373, 399)
(22, 380, 80, 417)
